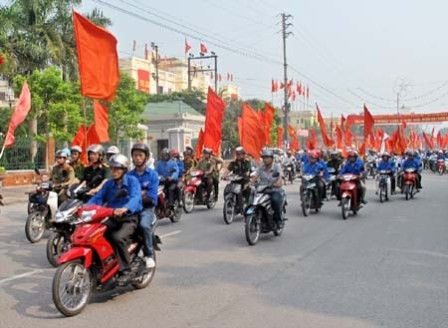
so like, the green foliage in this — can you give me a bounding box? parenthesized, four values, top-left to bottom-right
(147, 88, 206, 114)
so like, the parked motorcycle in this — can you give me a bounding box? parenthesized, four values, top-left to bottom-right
(183, 169, 216, 213)
(244, 173, 287, 246)
(300, 174, 322, 216)
(52, 205, 161, 317)
(402, 168, 417, 200)
(339, 174, 362, 220)
(222, 175, 246, 225)
(156, 177, 182, 223)
(377, 170, 391, 203)
(436, 159, 446, 175)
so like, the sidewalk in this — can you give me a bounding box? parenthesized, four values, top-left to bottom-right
(2, 185, 35, 206)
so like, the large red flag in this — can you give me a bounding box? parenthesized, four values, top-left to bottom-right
(363, 104, 374, 141)
(277, 127, 283, 148)
(340, 115, 346, 128)
(335, 126, 344, 150)
(436, 131, 443, 148)
(185, 37, 191, 54)
(316, 104, 334, 147)
(71, 125, 86, 147)
(203, 87, 227, 154)
(93, 101, 110, 143)
(86, 124, 101, 146)
(345, 128, 353, 147)
(195, 129, 205, 160)
(443, 134, 448, 148)
(264, 103, 275, 145)
(306, 128, 317, 150)
(73, 11, 119, 101)
(422, 132, 434, 150)
(237, 117, 243, 145)
(241, 103, 265, 160)
(4, 81, 32, 148)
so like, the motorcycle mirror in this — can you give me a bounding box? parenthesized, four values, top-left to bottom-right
(115, 189, 128, 198)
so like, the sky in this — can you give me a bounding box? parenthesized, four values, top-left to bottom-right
(10, 0, 448, 121)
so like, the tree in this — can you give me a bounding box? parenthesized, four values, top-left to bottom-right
(147, 88, 206, 114)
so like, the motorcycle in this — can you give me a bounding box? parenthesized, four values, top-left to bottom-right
(300, 174, 322, 217)
(326, 167, 339, 200)
(366, 161, 377, 179)
(282, 163, 295, 185)
(436, 159, 446, 175)
(244, 173, 287, 246)
(339, 174, 362, 220)
(377, 170, 391, 203)
(222, 175, 247, 225)
(25, 170, 59, 243)
(156, 177, 183, 223)
(52, 205, 161, 317)
(183, 169, 216, 213)
(402, 168, 417, 200)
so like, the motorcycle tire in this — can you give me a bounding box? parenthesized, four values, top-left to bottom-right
(439, 168, 444, 176)
(223, 198, 235, 225)
(301, 193, 311, 217)
(52, 260, 92, 317)
(245, 213, 261, 246)
(410, 185, 415, 199)
(206, 191, 216, 209)
(132, 251, 157, 290)
(341, 197, 350, 220)
(25, 211, 46, 243)
(46, 231, 71, 267)
(183, 192, 195, 213)
(405, 185, 410, 201)
(379, 187, 384, 203)
(170, 200, 182, 223)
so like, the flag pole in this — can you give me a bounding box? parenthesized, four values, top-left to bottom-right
(0, 144, 6, 161)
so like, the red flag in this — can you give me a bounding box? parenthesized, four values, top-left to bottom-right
(264, 103, 275, 145)
(144, 43, 149, 60)
(443, 134, 448, 148)
(363, 104, 375, 141)
(93, 101, 109, 143)
(73, 11, 119, 102)
(71, 125, 86, 147)
(4, 81, 32, 148)
(203, 87, 227, 154)
(185, 38, 191, 54)
(335, 126, 344, 150)
(422, 132, 434, 150)
(297, 82, 302, 95)
(340, 115, 346, 128)
(436, 131, 443, 148)
(0, 55, 4, 65)
(345, 128, 353, 147)
(280, 82, 285, 89)
(306, 128, 317, 150)
(237, 117, 243, 145)
(195, 129, 205, 160)
(402, 120, 407, 131)
(241, 103, 265, 160)
(277, 126, 283, 148)
(200, 43, 208, 53)
(316, 104, 334, 147)
(271, 79, 277, 93)
(86, 124, 101, 146)
(218, 74, 222, 82)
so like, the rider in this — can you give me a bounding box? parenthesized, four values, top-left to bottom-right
(402, 151, 422, 190)
(155, 148, 179, 209)
(437, 150, 446, 160)
(81, 144, 109, 197)
(128, 143, 159, 269)
(302, 150, 326, 206)
(252, 149, 285, 229)
(50, 150, 75, 205)
(222, 146, 252, 214)
(338, 149, 367, 205)
(327, 151, 343, 174)
(106, 145, 120, 163)
(183, 148, 197, 174)
(170, 149, 185, 178)
(69, 145, 85, 181)
(196, 148, 220, 201)
(376, 152, 396, 194)
(87, 154, 142, 284)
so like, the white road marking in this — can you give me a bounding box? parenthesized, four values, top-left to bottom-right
(0, 230, 182, 286)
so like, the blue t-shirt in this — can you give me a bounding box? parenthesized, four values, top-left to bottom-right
(340, 158, 365, 175)
(377, 159, 396, 172)
(402, 158, 419, 170)
(128, 167, 159, 206)
(155, 159, 179, 180)
(303, 161, 323, 176)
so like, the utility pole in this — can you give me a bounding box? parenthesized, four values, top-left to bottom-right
(281, 13, 293, 147)
(187, 52, 218, 92)
(151, 42, 159, 94)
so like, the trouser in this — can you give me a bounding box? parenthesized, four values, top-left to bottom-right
(163, 180, 178, 207)
(417, 172, 422, 189)
(139, 208, 156, 257)
(234, 182, 250, 212)
(317, 179, 326, 203)
(270, 190, 284, 223)
(355, 180, 365, 203)
(202, 176, 214, 199)
(105, 215, 138, 272)
(213, 176, 219, 200)
(56, 188, 69, 206)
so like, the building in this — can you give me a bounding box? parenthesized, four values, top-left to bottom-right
(141, 101, 205, 157)
(0, 80, 15, 109)
(288, 110, 317, 129)
(220, 83, 240, 101)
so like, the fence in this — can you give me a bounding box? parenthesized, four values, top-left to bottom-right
(0, 137, 46, 170)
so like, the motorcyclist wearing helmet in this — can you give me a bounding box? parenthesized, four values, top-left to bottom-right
(327, 151, 343, 174)
(80, 144, 109, 196)
(401, 150, 422, 190)
(338, 149, 367, 205)
(282, 150, 297, 176)
(106, 145, 120, 163)
(128, 143, 159, 269)
(222, 146, 252, 214)
(196, 148, 223, 201)
(50, 150, 75, 204)
(70, 145, 84, 181)
(252, 149, 285, 228)
(437, 150, 446, 160)
(183, 148, 197, 174)
(170, 149, 185, 178)
(155, 148, 179, 209)
(87, 154, 142, 284)
(302, 150, 326, 206)
(376, 152, 396, 194)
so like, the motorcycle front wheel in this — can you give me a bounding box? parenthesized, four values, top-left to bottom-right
(206, 191, 216, 209)
(379, 185, 384, 203)
(405, 185, 410, 200)
(52, 261, 92, 317)
(170, 200, 182, 223)
(46, 231, 71, 267)
(301, 193, 311, 217)
(25, 211, 46, 243)
(341, 197, 350, 220)
(183, 192, 195, 213)
(245, 213, 261, 246)
(223, 198, 235, 225)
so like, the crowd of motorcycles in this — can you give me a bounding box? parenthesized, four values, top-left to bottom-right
(12, 147, 443, 317)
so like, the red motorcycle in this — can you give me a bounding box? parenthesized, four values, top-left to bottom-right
(402, 168, 417, 200)
(156, 178, 182, 223)
(339, 174, 362, 220)
(183, 169, 216, 213)
(52, 205, 160, 317)
(436, 159, 446, 175)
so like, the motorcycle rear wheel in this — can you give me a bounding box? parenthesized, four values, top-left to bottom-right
(52, 261, 92, 317)
(405, 185, 410, 201)
(132, 252, 157, 289)
(25, 211, 46, 243)
(47, 231, 71, 267)
(170, 200, 182, 223)
(245, 214, 261, 246)
(341, 197, 350, 220)
(183, 192, 195, 213)
(223, 198, 235, 225)
(206, 191, 216, 209)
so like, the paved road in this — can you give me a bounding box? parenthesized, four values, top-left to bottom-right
(0, 173, 447, 328)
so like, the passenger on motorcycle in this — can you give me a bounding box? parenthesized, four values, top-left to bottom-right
(402, 151, 422, 190)
(128, 143, 158, 269)
(196, 148, 222, 201)
(106, 145, 120, 163)
(87, 154, 142, 284)
(50, 150, 76, 205)
(69, 145, 84, 180)
(302, 150, 326, 206)
(252, 149, 285, 229)
(376, 152, 396, 194)
(338, 150, 367, 205)
(80, 144, 109, 197)
(155, 148, 179, 209)
(222, 147, 252, 213)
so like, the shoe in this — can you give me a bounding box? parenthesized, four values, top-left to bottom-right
(116, 270, 133, 285)
(144, 257, 156, 269)
(375, 191, 378, 195)
(276, 220, 284, 229)
(361, 199, 368, 205)
(337, 201, 342, 207)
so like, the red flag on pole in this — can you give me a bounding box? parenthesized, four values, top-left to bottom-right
(264, 103, 275, 145)
(363, 104, 375, 144)
(73, 10, 120, 101)
(316, 104, 334, 147)
(185, 37, 191, 54)
(200, 43, 208, 53)
(202, 87, 227, 154)
(422, 132, 434, 150)
(195, 129, 205, 160)
(93, 101, 110, 143)
(241, 103, 265, 160)
(4, 81, 32, 148)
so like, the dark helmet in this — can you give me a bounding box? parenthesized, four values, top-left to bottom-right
(55, 150, 68, 158)
(161, 148, 171, 159)
(261, 149, 274, 158)
(131, 142, 150, 158)
(109, 154, 130, 170)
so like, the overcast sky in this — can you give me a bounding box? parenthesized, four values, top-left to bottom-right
(3, 0, 443, 121)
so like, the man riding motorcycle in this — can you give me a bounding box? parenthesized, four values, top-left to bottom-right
(69, 145, 85, 181)
(401, 151, 422, 191)
(252, 149, 285, 229)
(196, 148, 222, 202)
(327, 151, 343, 174)
(87, 154, 142, 284)
(128, 143, 159, 270)
(301, 150, 326, 206)
(79, 144, 109, 196)
(183, 148, 197, 174)
(155, 148, 179, 209)
(376, 152, 396, 194)
(50, 150, 75, 205)
(222, 146, 252, 214)
(338, 150, 367, 205)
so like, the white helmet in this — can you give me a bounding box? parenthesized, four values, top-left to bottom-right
(109, 154, 130, 170)
(107, 145, 120, 156)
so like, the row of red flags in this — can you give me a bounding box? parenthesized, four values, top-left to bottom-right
(272, 79, 310, 100)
